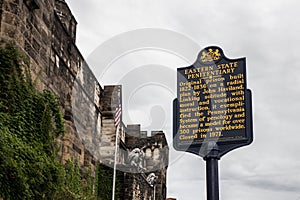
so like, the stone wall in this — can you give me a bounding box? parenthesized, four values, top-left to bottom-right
(124, 173, 154, 200)
(123, 125, 168, 200)
(0, 0, 101, 170)
(0, 0, 54, 90)
(0, 0, 169, 199)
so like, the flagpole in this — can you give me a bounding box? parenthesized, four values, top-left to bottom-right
(112, 124, 119, 200)
(112, 86, 122, 200)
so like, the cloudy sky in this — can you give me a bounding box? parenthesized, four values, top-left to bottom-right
(66, 0, 300, 199)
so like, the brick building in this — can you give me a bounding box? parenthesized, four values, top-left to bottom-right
(0, 0, 168, 199)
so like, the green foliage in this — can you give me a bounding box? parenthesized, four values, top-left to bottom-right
(83, 165, 94, 197)
(53, 159, 96, 200)
(0, 41, 121, 200)
(64, 159, 82, 196)
(95, 164, 113, 200)
(95, 164, 122, 200)
(0, 41, 65, 199)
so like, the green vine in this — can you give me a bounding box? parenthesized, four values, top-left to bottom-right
(95, 163, 122, 200)
(0, 41, 66, 199)
(0, 40, 123, 200)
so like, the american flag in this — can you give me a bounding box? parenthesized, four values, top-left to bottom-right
(114, 87, 122, 127)
(114, 104, 122, 127)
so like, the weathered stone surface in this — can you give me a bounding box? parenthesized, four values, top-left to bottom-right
(0, 1, 169, 199)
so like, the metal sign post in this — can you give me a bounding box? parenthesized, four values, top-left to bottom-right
(204, 141, 220, 200)
(206, 157, 219, 200)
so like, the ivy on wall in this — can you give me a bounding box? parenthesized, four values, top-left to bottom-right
(0, 40, 67, 199)
(53, 159, 95, 200)
(0, 41, 122, 200)
(95, 163, 123, 200)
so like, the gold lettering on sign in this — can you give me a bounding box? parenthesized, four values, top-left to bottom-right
(178, 60, 246, 143)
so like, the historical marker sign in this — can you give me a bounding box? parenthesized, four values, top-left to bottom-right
(173, 46, 253, 158)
